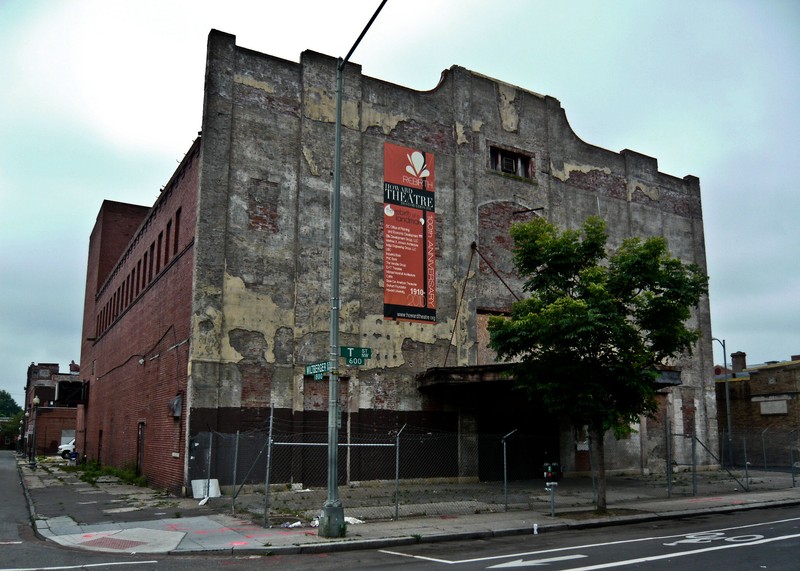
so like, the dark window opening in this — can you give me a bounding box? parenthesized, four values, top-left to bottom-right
(490, 146, 534, 179)
(165, 220, 172, 262)
(148, 243, 155, 282)
(156, 232, 163, 274)
(173, 208, 181, 256)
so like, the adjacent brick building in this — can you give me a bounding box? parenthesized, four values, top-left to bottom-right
(23, 361, 80, 456)
(80, 30, 717, 494)
(716, 352, 800, 466)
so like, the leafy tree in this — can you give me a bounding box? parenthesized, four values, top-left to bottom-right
(0, 411, 24, 448)
(0, 389, 22, 416)
(488, 216, 708, 511)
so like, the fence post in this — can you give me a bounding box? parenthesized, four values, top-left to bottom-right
(791, 428, 799, 488)
(232, 430, 240, 514)
(394, 424, 406, 520)
(204, 431, 213, 500)
(666, 419, 672, 498)
(588, 434, 596, 504)
(263, 406, 274, 528)
(743, 435, 750, 491)
(691, 417, 697, 497)
(502, 429, 517, 512)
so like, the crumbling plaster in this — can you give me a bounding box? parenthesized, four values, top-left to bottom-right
(497, 83, 519, 133)
(186, 31, 715, 470)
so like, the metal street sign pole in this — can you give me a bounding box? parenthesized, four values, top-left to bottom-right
(320, 0, 388, 539)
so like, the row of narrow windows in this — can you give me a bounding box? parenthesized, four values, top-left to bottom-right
(95, 208, 181, 336)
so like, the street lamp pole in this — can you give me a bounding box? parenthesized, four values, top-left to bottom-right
(319, 0, 388, 539)
(713, 337, 733, 467)
(29, 395, 40, 469)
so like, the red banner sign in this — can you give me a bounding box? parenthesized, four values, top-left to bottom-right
(383, 142, 436, 323)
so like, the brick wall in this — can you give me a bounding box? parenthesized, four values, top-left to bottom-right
(32, 407, 77, 455)
(717, 360, 800, 433)
(79, 140, 199, 494)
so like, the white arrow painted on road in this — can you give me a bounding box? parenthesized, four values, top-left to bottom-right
(489, 554, 587, 568)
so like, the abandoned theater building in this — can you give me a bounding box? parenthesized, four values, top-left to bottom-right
(79, 30, 716, 494)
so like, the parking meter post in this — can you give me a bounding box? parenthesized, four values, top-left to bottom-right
(545, 482, 557, 516)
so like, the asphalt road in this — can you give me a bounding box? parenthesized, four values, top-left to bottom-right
(3, 450, 799, 570)
(245, 504, 800, 570)
(371, 505, 800, 570)
(1, 452, 242, 571)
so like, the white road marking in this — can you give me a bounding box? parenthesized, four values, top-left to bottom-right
(559, 533, 800, 571)
(378, 515, 800, 566)
(379, 550, 453, 564)
(489, 554, 587, 568)
(0, 562, 158, 571)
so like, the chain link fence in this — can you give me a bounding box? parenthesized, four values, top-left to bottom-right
(719, 427, 800, 471)
(664, 419, 799, 497)
(188, 421, 799, 525)
(189, 424, 556, 523)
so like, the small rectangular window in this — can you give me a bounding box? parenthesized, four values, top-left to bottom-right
(490, 146, 534, 179)
(156, 232, 163, 274)
(148, 243, 155, 282)
(165, 220, 172, 262)
(173, 208, 181, 256)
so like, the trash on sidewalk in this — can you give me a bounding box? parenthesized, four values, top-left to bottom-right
(306, 515, 364, 528)
(191, 478, 221, 505)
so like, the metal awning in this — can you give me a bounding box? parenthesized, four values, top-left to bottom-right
(416, 363, 682, 391)
(415, 364, 511, 392)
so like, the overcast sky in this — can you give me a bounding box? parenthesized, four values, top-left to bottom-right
(1, 0, 797, 407)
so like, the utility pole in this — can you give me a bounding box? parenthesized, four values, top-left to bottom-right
(319, 0, 388, 538)
(713, 337, 733, 467)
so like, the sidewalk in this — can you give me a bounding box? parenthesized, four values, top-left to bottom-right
(17, 456, 800, 555)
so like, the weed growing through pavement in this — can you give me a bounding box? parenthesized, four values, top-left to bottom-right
(62, 460, 147, 487)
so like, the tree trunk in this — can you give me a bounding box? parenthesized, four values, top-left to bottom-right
(589, 423, 607, 512)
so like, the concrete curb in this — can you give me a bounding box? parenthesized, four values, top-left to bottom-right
(259, 497, 800, 556)
(16, 455, 800, 556)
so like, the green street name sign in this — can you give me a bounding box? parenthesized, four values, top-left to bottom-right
(340, 347, 372, 359)
(340, 346, 372, 366)
(304, 361, 330, 379)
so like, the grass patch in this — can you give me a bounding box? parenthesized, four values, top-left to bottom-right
(62, 461, 147, 487)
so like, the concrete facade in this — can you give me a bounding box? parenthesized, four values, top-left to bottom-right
(80, 30, 716, 494)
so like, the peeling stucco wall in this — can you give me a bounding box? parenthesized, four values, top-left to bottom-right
(188, 30, 716, 471)
(498, 84, 519, 133)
